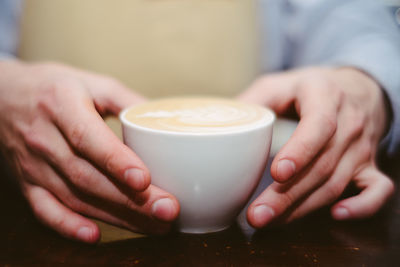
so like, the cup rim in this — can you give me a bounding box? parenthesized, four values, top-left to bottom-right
(118, 101, 276, 136)
(119, 101, 275, 136)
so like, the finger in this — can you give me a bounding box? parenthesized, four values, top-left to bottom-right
(282, 136, 370, 222)
(247, 104, 362, 228)
(237, 72, 298, 111)
(60, 184, 177, 234)
(64, 184, 178, 234)
(43, 79, 150, 191)
(271, 80, 342, 183)
(60, 66, 147, 115)
(239, 69, 342, 183)
(21, 152, 178, 234)
(23, 183, 100, 243)
(84, 75, 147, 115)
(331, 166, 395, 220)
(23, 131, 180, 224)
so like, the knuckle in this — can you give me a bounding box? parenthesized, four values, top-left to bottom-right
(19, 159, 37, 179)
(103, 150, 119, 173)
(67, 163, 98, 194)
(259, 185, 297, 217)
(315, 158, 336, 180)
(348, 112, 365, 139)
(124, 197, 139, 211)
(40, 78, 69, 96)
(276, 191, 296, 213)
(70, 200, 88, 215)
(30, 201, 49, 222)
(335, 88, 345, 104)
(295, 138, 318, 161)
(359, 141, 373, 162)
(325, 183, 345, 203)
(36, 95, 54, 116)
(319, 161, 335, 178)
(36, 80, 66, 115)
(62, 193, 85, 213)
(319, 112, 337, 137)
(51, 212, 69, 231)
(60, 192, 75, 208)
(295, 140, 314, 161)
(65, 158, 106, 198)
(382, 177, 395, 197)
(69, 166, 89, 188)
(24, 129, 49, 155)
(69, 122, 88, 151)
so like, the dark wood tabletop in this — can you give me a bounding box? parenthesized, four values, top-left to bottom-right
(1, 154, 399, 267)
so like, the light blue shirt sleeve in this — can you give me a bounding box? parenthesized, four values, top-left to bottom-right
(261, 0, 400, 157)
(0, 0, 22, 60)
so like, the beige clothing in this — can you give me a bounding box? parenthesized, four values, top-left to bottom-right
(19, 0, 259, 98)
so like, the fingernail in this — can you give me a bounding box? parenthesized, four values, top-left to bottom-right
(152, 198, 176, 222)
(333, 207, 350, 220)
(77, 226, 93, 242)
(276, 159, 296, 181)
(252, 205, 275, 228)
(124, 168, 146, 191)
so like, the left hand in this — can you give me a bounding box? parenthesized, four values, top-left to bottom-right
(238, 67, 395, 228)
(0, 61, 180, 243)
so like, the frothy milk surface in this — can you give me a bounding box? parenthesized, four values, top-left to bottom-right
(123, 97, 273, 133)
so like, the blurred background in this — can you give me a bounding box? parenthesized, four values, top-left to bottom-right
(382, 0, 400, 26)
(19, 0, 259, 99)
(17, 0, 400, 155)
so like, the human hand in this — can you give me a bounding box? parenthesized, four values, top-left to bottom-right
(0, 61, 179, 243)
(238, 67, 395, 228)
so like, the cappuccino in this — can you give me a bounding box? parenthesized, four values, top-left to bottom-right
(120, 97, 275, 233)
(123, 97, 273, 133)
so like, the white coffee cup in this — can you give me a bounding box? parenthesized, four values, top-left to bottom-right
(120, 97, 275, 233)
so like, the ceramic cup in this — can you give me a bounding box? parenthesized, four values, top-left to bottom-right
(120, 97, 275, 233)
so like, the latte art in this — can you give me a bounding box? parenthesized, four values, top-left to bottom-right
(137, 106, 252, 124)
(123, 97, 273, 133)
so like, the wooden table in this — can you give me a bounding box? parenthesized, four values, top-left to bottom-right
(1, 155, 399, 266)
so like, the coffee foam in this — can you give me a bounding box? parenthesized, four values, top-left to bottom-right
(123, 97, 273, 133)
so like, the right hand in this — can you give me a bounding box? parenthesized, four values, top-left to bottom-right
(238, 67, 394, 227)
(0, 60, 180, 243)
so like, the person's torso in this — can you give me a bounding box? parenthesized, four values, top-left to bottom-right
(19, 0, 260, 98)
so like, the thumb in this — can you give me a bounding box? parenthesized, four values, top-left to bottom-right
(103, 81, 147, 116)
(89, 78, 147, 116)
(331, 166, 395, 220)
(237, 71, 298, 114)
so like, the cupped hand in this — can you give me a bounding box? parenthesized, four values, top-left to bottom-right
(0, 61, 179, 243)
(238, 67, 395, 228)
